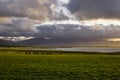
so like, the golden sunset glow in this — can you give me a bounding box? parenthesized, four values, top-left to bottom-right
(107, 38, 120, 42)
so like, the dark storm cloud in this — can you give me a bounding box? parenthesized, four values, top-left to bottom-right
(67, 0, 120, 20)
(0, 0, 120, 42)
(0, 0, 56, 20)
(0, 0, 57, 37)
(1, 20, 120, 42)
(35, 24, 120, 42)
(0, 18, 37, 37)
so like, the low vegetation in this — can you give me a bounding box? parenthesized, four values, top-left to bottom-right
(0, 49, 120, 80)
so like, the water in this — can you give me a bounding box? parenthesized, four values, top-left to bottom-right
(28, 47, 120, 53)
(55, 47, 120, 52)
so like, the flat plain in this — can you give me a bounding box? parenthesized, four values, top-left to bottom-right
(0, 49, 120, 80)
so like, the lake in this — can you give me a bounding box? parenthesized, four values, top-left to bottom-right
(28, 47, 120, 53)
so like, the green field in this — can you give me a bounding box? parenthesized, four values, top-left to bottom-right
(0, 51, 120, 80)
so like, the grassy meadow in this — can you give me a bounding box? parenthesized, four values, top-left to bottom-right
(0, 49, 120, 80)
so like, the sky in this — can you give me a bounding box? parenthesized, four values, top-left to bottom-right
(0, 0, 120, 43)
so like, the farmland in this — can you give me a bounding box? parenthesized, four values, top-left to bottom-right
(0, 49, 120, 80)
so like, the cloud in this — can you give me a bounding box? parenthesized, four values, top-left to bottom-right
(107, 38, 120, 42)
(0, 36, 34, 41)
(67, 0, 120, 20)
(0, 17, 37, 37)
(35, 22, 120, 42)
(0, 0, 56, 20)
(0, 19, 120, 42)
(0, 0, 120, 43)
(0, 0, 58, 38)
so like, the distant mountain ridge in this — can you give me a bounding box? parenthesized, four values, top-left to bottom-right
(0, 39, 19, 47)
(18, 37, 83, 46)
(17, 37, 120, 46)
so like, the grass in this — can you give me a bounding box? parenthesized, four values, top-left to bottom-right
(0, 51, 120, 80)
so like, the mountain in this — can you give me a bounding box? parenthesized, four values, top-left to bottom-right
(17, 37, 120, 46)
(18, 37, 83, 46)
(0, 39, 19, 47)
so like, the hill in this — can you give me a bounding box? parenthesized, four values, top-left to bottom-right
(0, 39, 19, 47)
(18, 37, 84, 46)
(18, 37, 120, 46)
